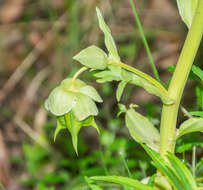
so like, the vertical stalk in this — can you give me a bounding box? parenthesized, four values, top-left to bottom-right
(129, 0, 161, 82)
(159, 0, 203, 157)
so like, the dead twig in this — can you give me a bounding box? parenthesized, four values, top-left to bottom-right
(0, 13, 67, 104)
(14, 116, 53, 153)
(16, 66, 51, 118)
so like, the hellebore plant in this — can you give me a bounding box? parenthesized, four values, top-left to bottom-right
(45, 0, 203, 189)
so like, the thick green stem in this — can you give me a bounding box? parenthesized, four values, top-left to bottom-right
(159, 0, 203, 157)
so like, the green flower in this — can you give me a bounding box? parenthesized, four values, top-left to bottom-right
(45, 78, 102, 154)
(45, 78, 102, 120)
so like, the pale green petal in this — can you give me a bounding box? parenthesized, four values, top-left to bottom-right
(79, 85, 103, 102)
(47, 86, 76, 116)
(60, 78, 86, 90)
(73, 93, 98, 121)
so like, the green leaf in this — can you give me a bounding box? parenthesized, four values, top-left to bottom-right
(196, 86, 203, 108)
(147, 175, 156, 187)
(95, 67, 173, 105)
(117, 104, 127, 116)
(176, 142, 203, 153)
(192, 65, 203, 82)
(142, 145, 197, 190)
(125, 108, 160, 151)
(94, 65, 122, 83)
(85, 176, 103, 190)
(176, 118, 203, 139)
(96, 7, 120, 62)
(90, 176, 158, 190)
(176, 0, 198, 28)
(73, 45, 108, 70)
(167, 153, 197, 190)
(79, 85, 103, 103)
(129, 71, 173, 105)
(45, 86, 76, 116)
(116, 81, 128, 102)
(72, 93, 98, 121)
(189, 111, 203, 117)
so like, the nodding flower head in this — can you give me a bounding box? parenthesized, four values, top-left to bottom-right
(45, 78, 103, 121)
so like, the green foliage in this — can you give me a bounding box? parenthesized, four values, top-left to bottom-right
(195, 86, 203, 108)
(96, 7, 120, 62)
(143, 145, 197, 190)
(36, 183, 54, 190)
(43, 4, 203, 190)
(95, 65, 173, 104)
(73, 45, 108, 70)
(192, 65, 203, 82)
(123, 106, 160, 152)
(85, 176, 103, 190)
(176, 0, 198, 28)
(90, 176, 157, 190)
(176, 118, 203, 139)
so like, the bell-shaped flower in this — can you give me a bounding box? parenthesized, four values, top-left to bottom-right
(45, 78, 102, 155)
(45, 78, 103, 121)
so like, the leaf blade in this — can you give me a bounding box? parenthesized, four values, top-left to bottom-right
(90, 176, 158, 190)
(73, 45, 108, 70)
(96, 7, 120, 62)
(125, 108, 160, 151)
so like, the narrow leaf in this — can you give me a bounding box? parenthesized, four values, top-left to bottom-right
(116, 81, 128, 102)
(176, 0, 198, 28)
(142, 145, 193, 190)
(167, 153, 197, 190)
(176, 118, 203, 139)
(176, 142, 203, 153)
(73, 45, 108, 70)
(85, 176, 103, 190)
(96, 7, 120, 62)
(189, 111, 203, 117)
(192, 65, 203, 82)
(90, 176, 158, 190)
(125, 108, 160, 151)
(196, 86, 203, 108)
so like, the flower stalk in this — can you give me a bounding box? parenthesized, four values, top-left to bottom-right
(71, 67, 88, 89)
(159, 0, 203, 157)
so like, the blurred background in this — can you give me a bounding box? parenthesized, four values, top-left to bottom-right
(0, 0, 202, 189)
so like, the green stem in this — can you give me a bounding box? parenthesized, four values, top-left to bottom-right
(110, 61, 168, 94)
(71, 67, 88, 88)
(159, 0, 203, 157)
(129, 0, 161, 82)
(192, 146, 196, 177)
